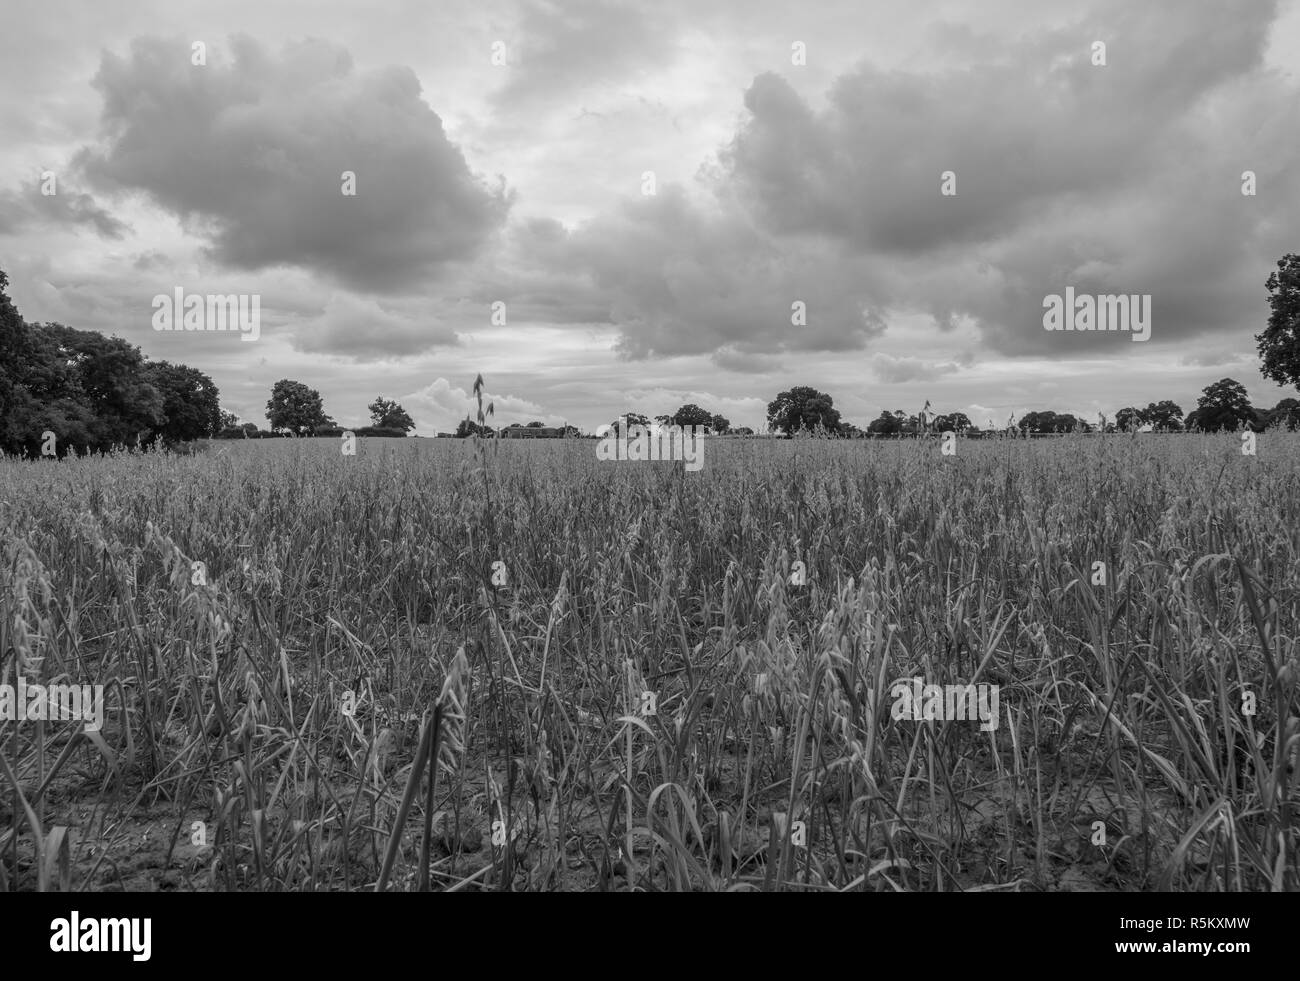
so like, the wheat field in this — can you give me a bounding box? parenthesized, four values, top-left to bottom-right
(1, 431, 1296, 891)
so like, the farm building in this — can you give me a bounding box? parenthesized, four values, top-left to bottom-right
(501, 425, 566, 438)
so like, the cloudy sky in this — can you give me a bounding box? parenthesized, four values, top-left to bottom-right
(2, 0, 1298, 433)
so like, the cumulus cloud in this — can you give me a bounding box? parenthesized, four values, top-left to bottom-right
(3, 0, 1295, 425)
(484, 185, 887, 359)
(1179, 349, 1253, 369)
(870, 353, 966, 384)
(132, 250, 168, 271)
(708, 0, 1300, 356)
(0, 180, 128, 238)
(451, 0, 1299, 369)
(74, 35, 512, 292)
(294, 293, 461, 360)
(458, 216, 616, 325)
(405, 376, 548, 431)
(488, 0, 679, 117)
(710, 345, 780, 374)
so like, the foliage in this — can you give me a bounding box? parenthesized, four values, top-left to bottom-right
(0, 269, 228, 458)
(1185, 378, 1257, 432)
(607, 412, 651, 436)
(932, 411, 972, 433)
(1256, 253, 1300, 390)
(266, 379, 334, 436)
(147, 361, 222, 445)
(369, 396, 416, 433)
(766, 386, 842, 435)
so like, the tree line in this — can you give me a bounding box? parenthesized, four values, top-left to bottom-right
(450, 377, 1297, 441)
(0, 267, 421, 456)
(754, 378, 1298, 438)
(0, 269, 222, 456)
(2, 252, 1299, 456)
(226, 380, 417, 439)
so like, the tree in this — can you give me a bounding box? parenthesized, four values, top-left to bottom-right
(39, 323, 165, 450)
(670, 403, 713, 429)
(0, 327, 93, 456)
(933, 412, 972, 433)
(607, 412, 650, 436)
(709, 413, 730, 435)
(766, 386, 842, 435)
(1256, 253, 1300, 390)
(1268, 397, 1300, 430)
(0, 269, 45, 454)
(147, 361, 221, 444)
(1016, 410, 1089, 434)
(0, 268, 231, 456)
(454, 419, 495, 438)
(868, 411, 902, 437)
(368, 396, 415, 433)
(1142, 400, 1184, 431)
(1185, 378, 1254, 432)
(1018, 411, 1055, 434)
(1115, 407, 1143, 432)
(266, 379, 333, 436)
(733, 426, 755, 436)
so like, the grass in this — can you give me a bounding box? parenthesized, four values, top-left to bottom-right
(0, 425, 1296, 891)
